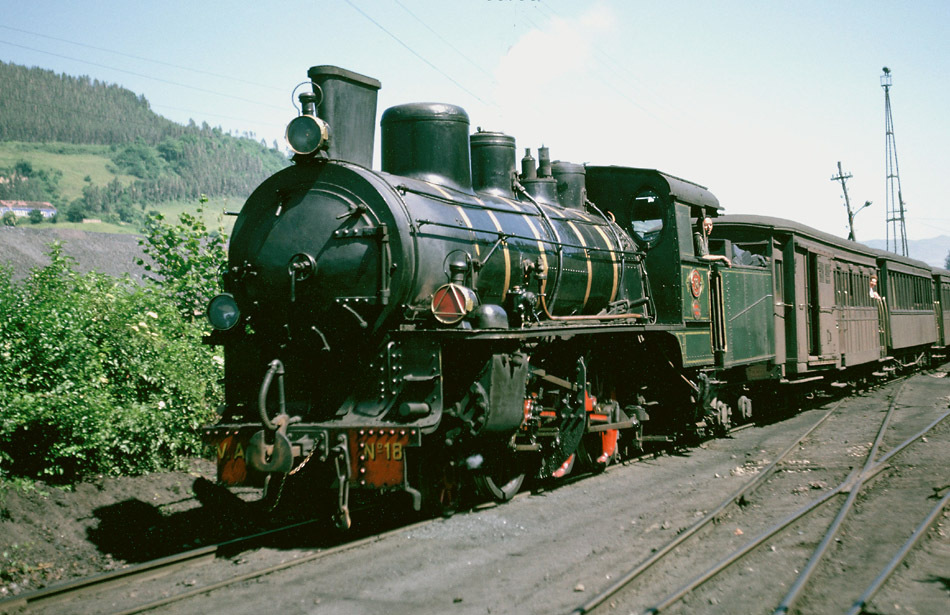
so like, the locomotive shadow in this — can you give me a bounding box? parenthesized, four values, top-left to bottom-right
(85, 477, 424, 563)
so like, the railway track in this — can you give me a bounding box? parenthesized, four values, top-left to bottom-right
(0, 511, 443, 615)
(571, 374, 950, 614)
(0, 518, 314, 614)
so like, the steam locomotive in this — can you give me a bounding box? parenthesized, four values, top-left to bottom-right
(203, 66, 950, 528)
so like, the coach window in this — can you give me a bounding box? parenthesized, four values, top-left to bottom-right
(899, 274, 910, 309)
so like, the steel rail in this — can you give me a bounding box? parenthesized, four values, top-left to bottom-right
(640, 396, 950, 615)
(643, 472, 855, 615)
(112, 516, 436, 615)
(570, 398, 845, 614)
(771, 380, 908, 614)
(845, 489, 950, 615)
(0, 513, 438, 615)
(0, 518, 323, 613)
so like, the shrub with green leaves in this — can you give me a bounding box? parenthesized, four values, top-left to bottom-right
(0, 244, 222, 482)
(137, 210, 227, 321)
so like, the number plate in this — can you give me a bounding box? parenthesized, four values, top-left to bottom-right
(211, 431, 250, 485)
(349, 430, 409, 488)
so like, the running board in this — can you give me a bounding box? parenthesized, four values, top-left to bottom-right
(780, 375, 824, 385)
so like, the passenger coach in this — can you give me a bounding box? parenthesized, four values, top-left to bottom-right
(715, 215, 943, 377)
(714, 215, 884, 379)
(871, 248, 936, 364)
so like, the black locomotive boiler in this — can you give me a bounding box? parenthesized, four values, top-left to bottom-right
(202, 66, 950, 527)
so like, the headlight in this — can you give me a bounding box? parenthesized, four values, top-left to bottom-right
(207, 293, 241, 331)
(286, 115, 330, 155)
(431, 283, 478, 324)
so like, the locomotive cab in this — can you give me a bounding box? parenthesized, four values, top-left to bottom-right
(585, 166, 722, 328)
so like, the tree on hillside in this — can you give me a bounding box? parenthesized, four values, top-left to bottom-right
(945, 250, 950, 270)
(65, 202, 86, 222)
(0, 160, 63, 205)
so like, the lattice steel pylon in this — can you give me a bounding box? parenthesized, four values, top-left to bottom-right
(881, 67, 908, 256)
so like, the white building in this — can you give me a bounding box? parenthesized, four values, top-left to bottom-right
(0, 200, 58, 219)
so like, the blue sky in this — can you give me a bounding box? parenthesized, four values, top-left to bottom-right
(1, 0, 948, 243)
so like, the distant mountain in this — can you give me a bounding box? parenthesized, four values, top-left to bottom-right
(862, 236, 950, 268)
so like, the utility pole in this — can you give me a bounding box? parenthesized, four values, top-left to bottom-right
(831, 161, 871, 241)
(881, 67, 909, 256)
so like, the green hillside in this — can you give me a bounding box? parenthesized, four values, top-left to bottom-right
(0, 61, 288, 232)
(0, 142, 138, 203)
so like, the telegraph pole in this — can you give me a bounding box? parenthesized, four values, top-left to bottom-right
(831, 161, 871, 241)
(881, 67, 909, 256)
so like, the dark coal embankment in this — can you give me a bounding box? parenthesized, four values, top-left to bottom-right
(0, 227, 149, 282)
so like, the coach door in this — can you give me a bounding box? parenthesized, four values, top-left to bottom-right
(792, 247, 809, 370)
(772, 251, 786, 364)
(808, 251, 838, 363)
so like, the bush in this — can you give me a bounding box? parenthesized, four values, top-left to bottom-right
(137, 209, 227, 320)
(0, 245, 222, 481)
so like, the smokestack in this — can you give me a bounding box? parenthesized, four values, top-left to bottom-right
(306, 66, 381, 168)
